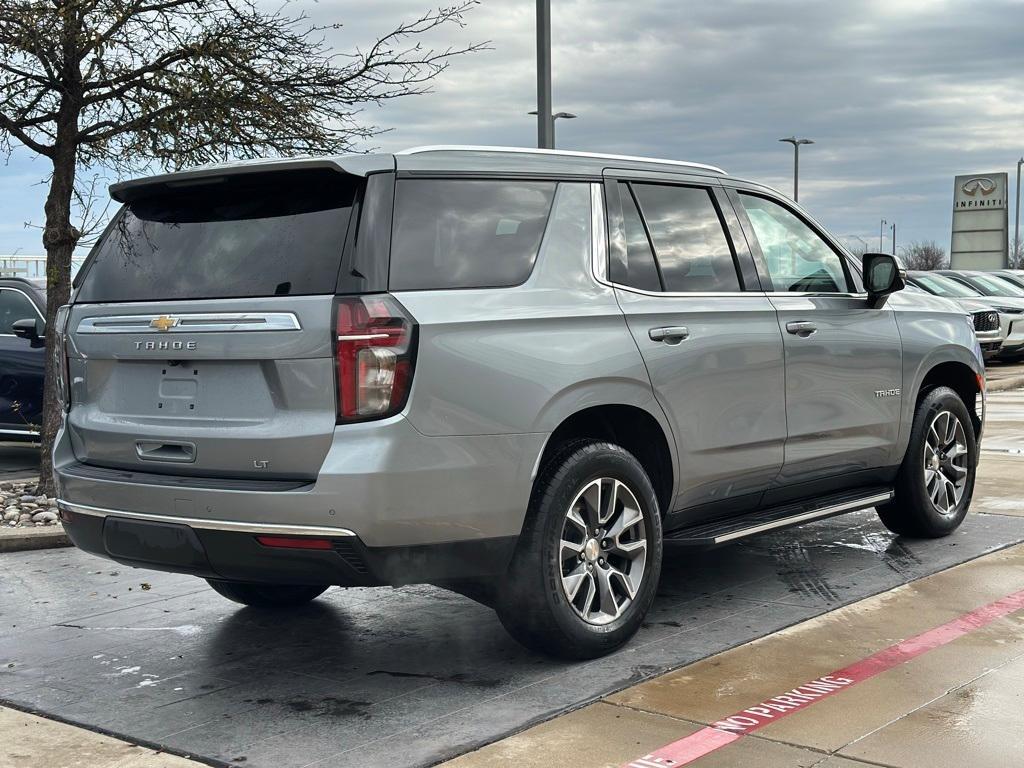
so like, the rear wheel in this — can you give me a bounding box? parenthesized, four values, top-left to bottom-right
(497, 440, 662, 659)
(206, 580, 329, 609)
(877, 386, 977, 537)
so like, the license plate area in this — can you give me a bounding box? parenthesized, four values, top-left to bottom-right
(103, 517, 213, 575)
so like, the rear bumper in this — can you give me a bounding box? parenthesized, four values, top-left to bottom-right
(59, 501, 517, 586)
(55, 413, 545, 549)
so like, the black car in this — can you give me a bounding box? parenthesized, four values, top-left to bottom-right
(0, 277, 46, 441)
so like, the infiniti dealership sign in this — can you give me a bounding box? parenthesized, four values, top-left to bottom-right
(950, 172, 1008, 269)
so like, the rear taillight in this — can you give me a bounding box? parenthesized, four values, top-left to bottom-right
(53, 304, 71, 411)
(335, 295, 416, 422)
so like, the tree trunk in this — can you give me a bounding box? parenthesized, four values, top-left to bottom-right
(36, 139, 78, 496)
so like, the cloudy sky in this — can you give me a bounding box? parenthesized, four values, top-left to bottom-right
(2, 0, 1023, 256)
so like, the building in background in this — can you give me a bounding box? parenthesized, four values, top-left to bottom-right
(0, 255, 86, 279)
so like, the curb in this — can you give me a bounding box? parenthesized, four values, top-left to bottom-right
(0, 527, 71, 553)
(988, 375, 1024, 393)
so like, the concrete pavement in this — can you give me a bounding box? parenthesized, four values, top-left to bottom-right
(446, 543, 1024, 768)
(0, 706, 205, 768)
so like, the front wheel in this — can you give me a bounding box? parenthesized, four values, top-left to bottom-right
(877, 386, 977, 538)
(497, 440, 663, 659)
(207, 580, 329, 609)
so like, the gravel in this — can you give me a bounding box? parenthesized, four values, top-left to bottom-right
(1, 481, 59, 527)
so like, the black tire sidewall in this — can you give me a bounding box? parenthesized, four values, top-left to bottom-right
(899, 386, 977, 535)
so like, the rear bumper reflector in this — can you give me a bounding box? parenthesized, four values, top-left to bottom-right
(256, 535, 333, 550)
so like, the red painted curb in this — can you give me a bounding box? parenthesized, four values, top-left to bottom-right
(624, 588, 1024, 768)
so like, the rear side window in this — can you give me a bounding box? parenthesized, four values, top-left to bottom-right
(389, 179, 556, 291)
(76, 170, 357, 303)
(631, 183, 740, 292)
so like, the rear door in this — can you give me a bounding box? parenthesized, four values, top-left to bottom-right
(728, 188, 903, 492)
(0, 285, 45, 433)
(66, 167, 380, 480)
(604, 174, 786, 522)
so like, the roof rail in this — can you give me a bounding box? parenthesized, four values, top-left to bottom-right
(396, 145, 726, 175)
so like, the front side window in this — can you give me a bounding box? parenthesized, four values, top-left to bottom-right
(0, 289, 39, 335)
(632, 183, 740, 292)
(740, 194, 850, 293)
(390, 179, 556, 291)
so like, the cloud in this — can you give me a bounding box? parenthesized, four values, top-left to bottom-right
(1, 0, 1022, 255)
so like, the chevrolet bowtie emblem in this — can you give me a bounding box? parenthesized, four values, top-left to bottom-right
(150, 315, 179, 332)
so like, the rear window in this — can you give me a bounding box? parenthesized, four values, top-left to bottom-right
(389, 179, 557, 290)
(75, 170, 357, 303)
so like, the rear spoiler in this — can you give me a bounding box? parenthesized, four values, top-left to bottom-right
(109, 154, 396, 203)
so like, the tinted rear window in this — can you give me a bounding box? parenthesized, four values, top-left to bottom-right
(389, 179, 556, 290)
(76, 170, 356, 302)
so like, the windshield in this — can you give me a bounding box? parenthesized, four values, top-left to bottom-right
(980, 274, 1024, 297)
(912, 273, 982, 298)
(963, 273, 1024, 297)
(76, 170, 357, 303)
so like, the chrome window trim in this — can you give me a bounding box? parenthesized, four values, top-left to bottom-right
(58, 500, 357, 537)
(0, 286, 45, 336)
(76, 312, 302, 334)
(590, 183, 608, 282)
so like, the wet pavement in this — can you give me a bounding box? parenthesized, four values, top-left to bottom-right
(2, 508, 1023, 768)
(450, 543, 1024, 768)
(0, 441, 38, 481)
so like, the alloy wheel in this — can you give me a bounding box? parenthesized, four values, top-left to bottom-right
(923, 410, 969, 516)
(559, 477, 648, 625)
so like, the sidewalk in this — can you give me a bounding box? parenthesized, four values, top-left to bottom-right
(0, 706, 206, 768)
(445, 541, 1024, 768)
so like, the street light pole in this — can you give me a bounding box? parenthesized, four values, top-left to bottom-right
(880, 219, 887, 251)
(779, 137, 814, 202)
(1015, 157, 1023, 264)
(535, 0, 553, 150)
(891, 222, 896, 256)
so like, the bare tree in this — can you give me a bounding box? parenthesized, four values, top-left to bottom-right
(901, 240, 948, 271)
(0, 0, 484, 493)
(1011, 238, 1024, 270)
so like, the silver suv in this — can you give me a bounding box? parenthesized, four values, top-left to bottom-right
(54, 146, 985, 659)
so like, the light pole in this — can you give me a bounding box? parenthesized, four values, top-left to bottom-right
(891, 221, 896, 256)
(779, 137, 814, 202)
(880, 219, 888, 251)
(535, 0, 553, 149)
(1015, 157, 1023, 264)
(528, 110, 576, 148)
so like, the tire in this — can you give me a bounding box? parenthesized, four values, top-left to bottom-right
(877, 386, 977, 538)
(206, 580, 329, 609)
(496, 440, 663, 659)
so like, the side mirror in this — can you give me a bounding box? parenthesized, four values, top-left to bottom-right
(12, 317, 44, 346)
(862, 253, 905, 308)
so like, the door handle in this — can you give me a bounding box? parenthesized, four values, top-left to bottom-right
(786, 321, 817, 337)
(649, 326, 690, 344)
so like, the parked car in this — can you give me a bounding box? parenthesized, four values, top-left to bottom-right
(55, 147, 984, 658)
(0, 277, 46, 441)
(938, 270, 1024, 359)
(903, 272, 1006, 359)
(995, 270, 1024, 292)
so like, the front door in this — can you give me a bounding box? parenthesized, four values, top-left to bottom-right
(732, 191, 903, 490)
(0, 287, 45, 435)
(604, 178, 787, 521)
